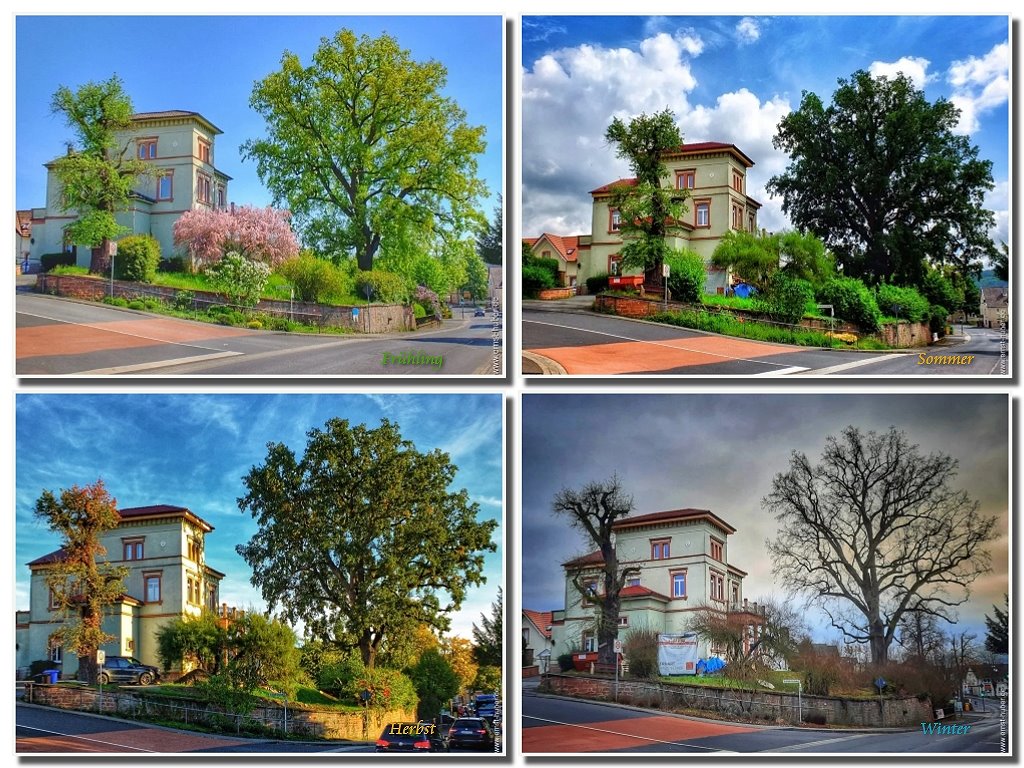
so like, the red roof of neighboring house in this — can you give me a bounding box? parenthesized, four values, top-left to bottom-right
(528, 233, 588, 263)
(619, 585, 670, 601)
(523, 236, 540, 247)
(523, 609, 554, 638)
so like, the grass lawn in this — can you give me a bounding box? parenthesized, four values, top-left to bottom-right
(660, 670, 805, 692)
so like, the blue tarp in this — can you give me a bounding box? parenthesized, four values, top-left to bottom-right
(732, 283, 756, 299)
(696, 657, 726, 675)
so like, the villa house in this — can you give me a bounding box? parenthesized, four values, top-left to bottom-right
(15, 504, 225, 679)
(522, 609, 556, 670)
(26, 110, 231, 270)
(980, 286, 1008, 329)
(525, 142, 761, 294)
(550, 507, 763, 665)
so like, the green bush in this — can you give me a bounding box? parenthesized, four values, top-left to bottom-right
(158, 256, 189, 273)
(413, 303, 427, 319)
(921, 269, 964, 312)
(48, 265, 90, 276)
(205, 252, 270, 308)
(522, 263, 557, 297)
(172, 290, 195, 311)
(586, 273, 609, 294)
(41, 252, 76, 272)
(355, 269, 409, 304)
(318, 651, 417, 711)
(755, 271, 814, 324)
(929, 304, 948, 333)
(115, 234, 161, 282)
(816, 277, 881, 332)
(127, 299, 146, 310)
(103, 296, 129, 307)
(663, 248, 706, 303)
(557, 653, 575, 673)
(876, 283, 930, 323)
(623, 627, 660, 680)
(532, 257, 560, 280)
(278, 253, 349, 303)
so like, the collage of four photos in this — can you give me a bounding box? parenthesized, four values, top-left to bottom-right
(7, 12, 1013, 760)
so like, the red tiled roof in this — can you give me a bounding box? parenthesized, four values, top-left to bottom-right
(614, 508, 736, 535)
(523, 609, 554, 638)
(119, 504, 215, 532)
(28, 547, 69, 567)
(562, 549, 604, 568)
(532, 232, 586, 263)
(592, 142, 756, 196)
(590, 178, 638, 195)
(620, 585, 670, 601)
(523, 237, 540, 247)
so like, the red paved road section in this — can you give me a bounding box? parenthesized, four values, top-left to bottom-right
(18, 724, 253, 753)
(532, 336, 796, 374)
(523, 715, 756, 752)
(17, 317, 254, 359)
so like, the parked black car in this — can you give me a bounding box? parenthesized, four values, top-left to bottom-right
(97, 656, 160, 685)
(375, 722, 446, 752)
(447, 717, 495, 751)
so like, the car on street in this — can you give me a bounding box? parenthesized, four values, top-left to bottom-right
(447, 717, 494, 751)
(375, 722, 446, 752)
(97, 656, 160, 685)
(474, 308, 486, 317)
(474, 693, 497, 722)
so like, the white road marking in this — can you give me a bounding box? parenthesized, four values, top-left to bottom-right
(77, 351, 245, 375)
(18, 724, 158, 752)
(756, 366, 809, 376)
(796, 354, 896, 375)
(760, 733, 873, 752)
(523, 714, 736, 752)
(523, 318, 797, 370)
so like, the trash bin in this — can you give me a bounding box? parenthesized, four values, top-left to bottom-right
(44, 669, 59, 684)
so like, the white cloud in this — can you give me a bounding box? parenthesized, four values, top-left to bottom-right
(868, 56, 931, 90)
(736, 17, 761, 44)
(522, 34, 794, 237)
(946, 42, 1009, 135)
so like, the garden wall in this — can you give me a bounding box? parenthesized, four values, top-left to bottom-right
(35, 274, 413, 333)
(26, 683, 414, 741)
(535, 287, 577, 300)
(541, 673, 931, 728)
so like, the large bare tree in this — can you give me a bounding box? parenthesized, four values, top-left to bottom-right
(765, 426, 996, 665)
(552, 476, 638, 666)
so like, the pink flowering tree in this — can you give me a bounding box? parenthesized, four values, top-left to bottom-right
(173, 205, 300, 271)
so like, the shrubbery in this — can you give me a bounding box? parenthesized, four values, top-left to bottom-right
(40, 252, 76, 272)
(278, 253, 349, 303)
(205, 252, 271, 308)
(557, 653, 575, 672)
(317, 651, 417, 711)
(663, 248, 706, 303)
(929, 304, 949, 333)
(876, 283, 930, 323)
(522, 263, 557, 297)
(355, 269, 409, 304)
(816, 277, 881, 332)
(623, 627, 660, 680)
(755, 271, 814, 324)
(586, 273, 609, 294)
(115, 234, 161, 283)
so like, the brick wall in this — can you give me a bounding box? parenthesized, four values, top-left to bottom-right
(35, 274, 412, 333)
(536, 288, 577, 300)
(541, 673, 931, 728)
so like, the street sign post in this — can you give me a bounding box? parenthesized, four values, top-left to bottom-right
(783, 678, 802, 724)
(662, 263, 670, 310)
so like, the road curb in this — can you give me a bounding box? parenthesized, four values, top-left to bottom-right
(522, 351, 567, 375)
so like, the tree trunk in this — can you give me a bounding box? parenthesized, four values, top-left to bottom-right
(90, 238, 113, 275)
(869, 618, 888, 665)
(597, 596, 620, 666)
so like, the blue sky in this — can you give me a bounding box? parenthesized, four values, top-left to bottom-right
(15, 15, 503, 220)
(15, 393, 503, 641)
(522, 15, 1009, 260)
(522, 394, 1009, 649)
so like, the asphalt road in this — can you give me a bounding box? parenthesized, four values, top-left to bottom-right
(522, 687, 1004, 754)
(16, 293, 502, 376)
(16, 703, 374, 753)
(522, 306, 1006, 376)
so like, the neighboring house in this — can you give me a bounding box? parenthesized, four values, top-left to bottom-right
(526, 142, 761, 295)
(16, 504, 225, 679)
(16, 210, 32, 271)
(963, 664, 1009, 697)
(522, 609, 556, 669)
(980, 286, 1008, 329)
(27, 110, 231, 271)
(523, 233, 590, 288)
(550, 507, 762, 663)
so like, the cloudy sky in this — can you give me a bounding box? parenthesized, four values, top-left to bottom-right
(521, 15, 1009, 259)
(15, 393, 503, 641)
(15, 15, 503, 218)
(522, 393, 1009, 646)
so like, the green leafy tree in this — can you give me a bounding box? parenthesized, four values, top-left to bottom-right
(443, 636, 479, 696)
(277, 252, 349, 303)
(224, 612, 307, 696)
(604, 109, 688, 282)
(711, 230, 779, 289)
(49, 75, 153, 274)
(243, 29, 488, 271)
(237, 418, 497, 670)
(34, 480, 128, 684)
(477, 196, 503, 265)
(472, 664, 501, 693)
(921, 268, 965, 315)
(984, 594, 1009, 655)
(471, 587, 503, 667)
(778, 230, 835, 287)
(409, 649, 460, 721)
(769, 70, 997, 286)
(155, 611, 228, 674)
(993, 242, 1009, 283)
(663, 247, 705, 302)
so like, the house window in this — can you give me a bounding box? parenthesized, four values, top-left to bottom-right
(748, 213, 756, 233)
(523, 627, 530, 644)
(731, 583, 740, 607)
(710, 571, 725, 602)
(582, 580, 599, 604)
(627, 577, 641, 587)
(732, 204, 744, 230)
(710, 538, 723, 562)
(145, 574, 162, 603)
(207, 584, 218, 611)
(608, 255, 622, 276)
(157, 172, 173, 201)
(671, 571, 687, 598)
(48, 587, 60, 610)
(126, 637, 134, 651)
(618, 616, 629, 627)
(542, 250, 551, 258)
(651, 539, 670, 560)
(186, 577, 194, 605)
(583, 632, 597, 653)
(198, 138, 211, 164)
(695, 201, 710, 228)
(197, 173, 212, 204)
(49, 644, 62, 664)
(137, 139, 157, 160)
(188, 538, 202, 562)
(216, 185, 226, 209)
(123, 539, 144, 561)
(676, 170, 695, 189)
(609, 209, 622, 232)
(732, 171, 743, 193)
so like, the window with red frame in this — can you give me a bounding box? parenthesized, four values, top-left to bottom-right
(695, 201, 710, 227)
(198, 138, 211, 164)
(710, 538, 723, 562)
(676, 170, 695, 190)
(137, 139, 157, 160)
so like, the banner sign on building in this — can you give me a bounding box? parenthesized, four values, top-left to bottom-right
(657, 633, 700, 675)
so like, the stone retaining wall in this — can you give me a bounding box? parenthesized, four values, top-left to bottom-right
(35, 273, 412, 333)
(536, 287, 577, 300)
(541, 673, 931, 728)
